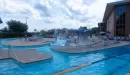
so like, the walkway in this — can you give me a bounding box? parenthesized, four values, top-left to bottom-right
(51, 41, 130, 53)
(0, 49, 52, 64)
(3, 38, 56, 46)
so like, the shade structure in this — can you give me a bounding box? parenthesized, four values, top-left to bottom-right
(99, 32, 105, 34)
(77, 29, 88, 33)
(105, 31, 111, 34)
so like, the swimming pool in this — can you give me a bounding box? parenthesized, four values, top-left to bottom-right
(0, 39, 130, 75)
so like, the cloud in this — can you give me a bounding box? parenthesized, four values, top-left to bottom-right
(0, 0, 123, 31)
(34, 3, 51, 17)
(43, 17, 53, 23)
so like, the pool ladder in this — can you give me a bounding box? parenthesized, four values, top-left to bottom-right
(8, 45, 24, 71)
(8, 45, 19, 63)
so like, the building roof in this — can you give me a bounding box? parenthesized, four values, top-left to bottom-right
(103, 0, 130, 22)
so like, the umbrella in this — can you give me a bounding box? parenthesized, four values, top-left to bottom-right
(105, 31, 111, 34)
(99, 32, 105, 35)
(99, 32, 105, 34)
(77, 29, 88, 33)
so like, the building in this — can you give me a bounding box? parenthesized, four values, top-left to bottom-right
(98, 22, 106, 32)
(102, 0, 130, 37)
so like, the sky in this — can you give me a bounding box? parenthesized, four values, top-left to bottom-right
(0, 0, 122, 31)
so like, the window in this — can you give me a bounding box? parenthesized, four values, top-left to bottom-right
(116, 5, 126, 36)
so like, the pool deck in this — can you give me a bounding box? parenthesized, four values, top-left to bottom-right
(0, 49, 52, 64)
(3, 38, 56, 46)
(51, 41, 130, 53)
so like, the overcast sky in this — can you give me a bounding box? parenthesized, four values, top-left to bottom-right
(0, 0, 122, 31)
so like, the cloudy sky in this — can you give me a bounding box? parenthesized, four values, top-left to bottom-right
(0, 0, 122, 31)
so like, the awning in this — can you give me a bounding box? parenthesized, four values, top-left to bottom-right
(105, 31, 111, 34)
(99, 32, 105, 34)
(77, 29, 88, 33)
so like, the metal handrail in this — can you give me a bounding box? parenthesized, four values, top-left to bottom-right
(8, 45, 19, 62)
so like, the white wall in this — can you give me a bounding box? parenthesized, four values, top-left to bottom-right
(106, 10, 115, 37)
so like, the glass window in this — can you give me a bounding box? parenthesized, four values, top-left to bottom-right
(116, 5, 126, 36)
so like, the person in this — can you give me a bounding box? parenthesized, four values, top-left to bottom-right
(25, 35, 28, 41)
(8, 44, 12, 50)
(127, 73, 130, 75)
(90, 33, 92, 38)
(74, 35, 78, 44)
(65, 39, 70, 46)
(129, 33, 130, 38)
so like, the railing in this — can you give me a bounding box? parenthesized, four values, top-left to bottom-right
(8, 45, 24, 71)
(8, 44, 19, 62)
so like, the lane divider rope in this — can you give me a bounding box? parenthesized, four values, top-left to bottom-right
(53, 64, 91, 75)
(53, 51, 130, 75)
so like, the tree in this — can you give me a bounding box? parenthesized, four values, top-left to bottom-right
(0, 27, 8, 32)
(79, 26, 87, 30)
(91, 27, 100, 34)
(0, 17, 3, 24)
(7, 20, 28, 32)
(34, 29, 37, 32)
(40, 30, 47, 37)
(47, 29, 54, 35)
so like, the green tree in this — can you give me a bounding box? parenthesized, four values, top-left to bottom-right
(7, 20, 28, 32)
(47, 29, 54, 35)
(79, 26, 87, 30)
(40, 30, 47, 37)
(0, 17, 3, 24)
(0, 27, 8, 32)
(91, 27, 100, 34)
(34, 29, 37, 32)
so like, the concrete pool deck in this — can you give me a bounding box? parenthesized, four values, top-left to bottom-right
(0, 49, 52, 64)
(3, 38, 56, 46)
(51, 41, 130, 53)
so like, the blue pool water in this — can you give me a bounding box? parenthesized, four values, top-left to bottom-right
(0, 39, 130, 75)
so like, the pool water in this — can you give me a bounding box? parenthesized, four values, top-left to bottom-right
(0, 39, 130, 75)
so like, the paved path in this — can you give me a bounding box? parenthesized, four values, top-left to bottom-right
(51, 41, 130, 53)
(0, 49, 52, 64)
(3, 38, 56, 46)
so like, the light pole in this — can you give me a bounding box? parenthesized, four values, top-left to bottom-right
(26, 17, 28, 24)
(77, 22, 79, 28)
(60, 20, 62, 38)
(100, 25, 101, 32)
(0, 17, 3, 48)
(60, 20, 63, 29)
